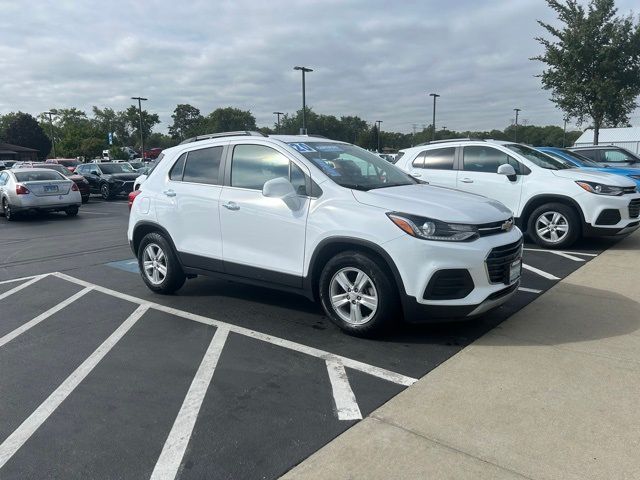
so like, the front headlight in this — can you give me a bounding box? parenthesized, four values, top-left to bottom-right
(387, 212, 479, 241)
(575, 181, 624, 196)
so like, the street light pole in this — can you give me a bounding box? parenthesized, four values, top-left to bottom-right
(273, 111, 284, 133)
(513, 108, 521, 142)
(429, 93, 440, 142)
(44, 111, 56, 158)
(294, 66, 313, 135)
(375, 120, 383, 152)
(131, 96, 148, 159)
(563, 117, 568, 147)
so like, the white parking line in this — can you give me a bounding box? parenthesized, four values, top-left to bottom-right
(150, 328, 229, 480)
(0, 275, 39, 286)
(522, 264, 560, 281)
(0, 276, 44, 302)
(78, 210, 111, 215)
(524, 248, 597, 258)
(0, 304, 149, 470)
(326, 359, 362, 421)
(518, 287, 543, 294)
(0, 287, 93, 348)
(51, 271, 417, 387)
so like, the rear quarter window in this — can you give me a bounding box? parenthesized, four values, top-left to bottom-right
(14, 171, 65, 181)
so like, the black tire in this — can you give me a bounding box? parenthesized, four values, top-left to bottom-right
(81, 195, 89, 204)
(527, 202, 580, 249)
(3, 198, 17, 221)
(100, 183, 113, 200)
(137, 232, 186, 294)
(319, 251, 399, 336)
(66, 206, 79, 216)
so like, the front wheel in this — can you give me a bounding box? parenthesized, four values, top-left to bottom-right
(100, 183, 112, 200)
(319, 251, 399, 336)
(527, 203, 580, 249)
(137, 232, 186, 294)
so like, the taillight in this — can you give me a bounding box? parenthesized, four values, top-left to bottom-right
(128, 190, 141, 211)
(16, 185, 30, 195)
(71, 183, 79, 191)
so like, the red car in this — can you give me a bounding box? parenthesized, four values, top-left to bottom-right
(22, 163, 91, 203)
(45, 158, 81, 172)
(143, 148, 163, 159)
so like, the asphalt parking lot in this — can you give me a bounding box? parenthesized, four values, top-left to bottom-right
(0, 197, 618, 479)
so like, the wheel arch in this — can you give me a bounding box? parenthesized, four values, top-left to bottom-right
(131, 221, 180, 259)
(519, 195, 585, 232)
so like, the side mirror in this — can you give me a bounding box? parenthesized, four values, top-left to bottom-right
(262, 177, 301, 210)
(497, 164, 517, 181)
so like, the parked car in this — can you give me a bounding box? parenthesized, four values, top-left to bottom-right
(45, 158, 81, 172)
(0, 168, 81, 220)
(395, 139, 640, 248)
(129, 132, 523, 335)
(144, 148, 163, 160)
(537, 147, 640, 188)
(569, 145, 640, 168)
(75, 162, 138, 200)
(0, 160, 18, 170)
(12, 163, 91, 203)
(128, 161, 146, 171)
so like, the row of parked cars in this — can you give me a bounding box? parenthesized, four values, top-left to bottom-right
(127, 132, 640, 335)
(0, 159, 154, 220)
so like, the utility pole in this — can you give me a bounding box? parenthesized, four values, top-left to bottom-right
(375, 120, 383, 152)
(293, 66, 313, 134)
(131, 96, 148, 158)
(412, 123, 418, 146)
(513, 108, 521, 142)
(273, 111, 284, 133)
(429, 93, 440, 142)
(44, 111, 56, 158)
(563, 117, 568, 147)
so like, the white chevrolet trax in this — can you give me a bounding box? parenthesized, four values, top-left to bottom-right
(128, 132, 523, 335)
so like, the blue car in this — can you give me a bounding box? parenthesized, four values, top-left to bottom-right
(537, 147, 640, 189)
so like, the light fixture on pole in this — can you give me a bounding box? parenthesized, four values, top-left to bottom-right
(293, 66, 313, 135)
(429, 93, 440, 142)
(375, 120, 383, 152)
(43, 111, 57, 158)
(131, 96, 148, 158)
(273, 111, 284, 133)
(513, 108, 521, 142)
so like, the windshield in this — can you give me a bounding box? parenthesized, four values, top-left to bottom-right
(15, 171, 65, 181)
(99, 163, 135, 174)
(287, 141, 416, 190)
(506, 144, 573, 170)
(555, 149, 603, 167)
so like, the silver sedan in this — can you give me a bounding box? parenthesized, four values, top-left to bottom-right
(0, 168, 82, 221)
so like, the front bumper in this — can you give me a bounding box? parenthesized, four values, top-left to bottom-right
(581, 193, 640, 236)
(12, 192, 82, 212)
(110, 180, 135, 196)
(383, 227, 523, 323)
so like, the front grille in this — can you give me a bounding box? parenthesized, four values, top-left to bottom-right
(629, 199, 640, 218)
(423, 269, 474, 300)
(477, 217, 514, 237)
(596, 209, 621, 225)
(485, 238, 523, 284)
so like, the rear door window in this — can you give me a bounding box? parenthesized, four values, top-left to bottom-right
(602, 149, 636, 163)
(422, 147, 455, 170)
(169, 153, 187, 181)
(182, 147, 223, 185)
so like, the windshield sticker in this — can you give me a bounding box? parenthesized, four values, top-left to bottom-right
(289, 142, 316, 153)
(314, 144, 344, 153)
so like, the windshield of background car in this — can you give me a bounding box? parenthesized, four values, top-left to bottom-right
(505, 144, 572, 170)
(99, 163, 135, 174)
(287, 142, 417, 190)
(15, 171, 65, 181)
(556, 149, 602, 167)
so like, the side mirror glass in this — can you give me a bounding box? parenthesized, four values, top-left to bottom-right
(262, 177, 301, 210)
(497, 164, 517, 181)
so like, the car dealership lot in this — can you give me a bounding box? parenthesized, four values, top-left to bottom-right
(0, 198, 616, 479)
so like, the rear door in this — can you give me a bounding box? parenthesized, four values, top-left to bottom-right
(456, 145, 524, 214)
(407, 147, 457, 188)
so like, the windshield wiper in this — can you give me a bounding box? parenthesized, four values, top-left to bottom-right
(369, 182, 413, 189)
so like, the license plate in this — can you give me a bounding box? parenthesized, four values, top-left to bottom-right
(44, 185, 59, 192)
(509, 259, 522, 283)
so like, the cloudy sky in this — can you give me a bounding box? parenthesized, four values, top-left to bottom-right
(1, 0, 638, 134)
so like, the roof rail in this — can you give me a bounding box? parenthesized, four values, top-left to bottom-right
(416, 137, 486, 146)
(179, 131, 266, 145)
(305, 134, 328, 138)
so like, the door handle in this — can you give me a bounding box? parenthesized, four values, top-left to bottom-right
(460, 178, 474, 183)
(222, 201, 240, 211)
(411, 172, 422, 178)
(163, 189, 176, 197)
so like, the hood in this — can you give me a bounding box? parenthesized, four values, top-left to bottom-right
(551, 169, 636, 187)
(105, 172, 139, 181)
(585, 166, 640, 177)
(352, 184, 513, 224)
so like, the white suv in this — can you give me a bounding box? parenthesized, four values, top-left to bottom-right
(395, 139, 640, 248)
(128, 132, 523, 335)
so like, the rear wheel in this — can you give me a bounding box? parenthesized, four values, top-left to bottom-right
(66, 206, 79, 216)
(319, 251, 399, 336)
(138, 232, 186, 294)
(2, 198, 16, 221)
(81, 195, 89, 204)
(527, 202, 580, 249)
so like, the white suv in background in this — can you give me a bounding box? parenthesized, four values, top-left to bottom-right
(396, 139, 640, 248)
(128, 132, 523, 335)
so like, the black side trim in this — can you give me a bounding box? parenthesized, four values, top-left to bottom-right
(178, 252, 224, 273)
(224, 260, 302, 288)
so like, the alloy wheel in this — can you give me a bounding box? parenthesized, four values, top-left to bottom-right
(535, 211, 569, 244)
(142, 243, 168, 285)
(329, 267, 378, 325)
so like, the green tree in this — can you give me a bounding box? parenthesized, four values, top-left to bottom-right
(124, 106, 160, 148)
(205, 107, 256, 132)
(169, 104, 204, 140)
(1, 112, 52, 160)
(533, 0, 640, 144)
